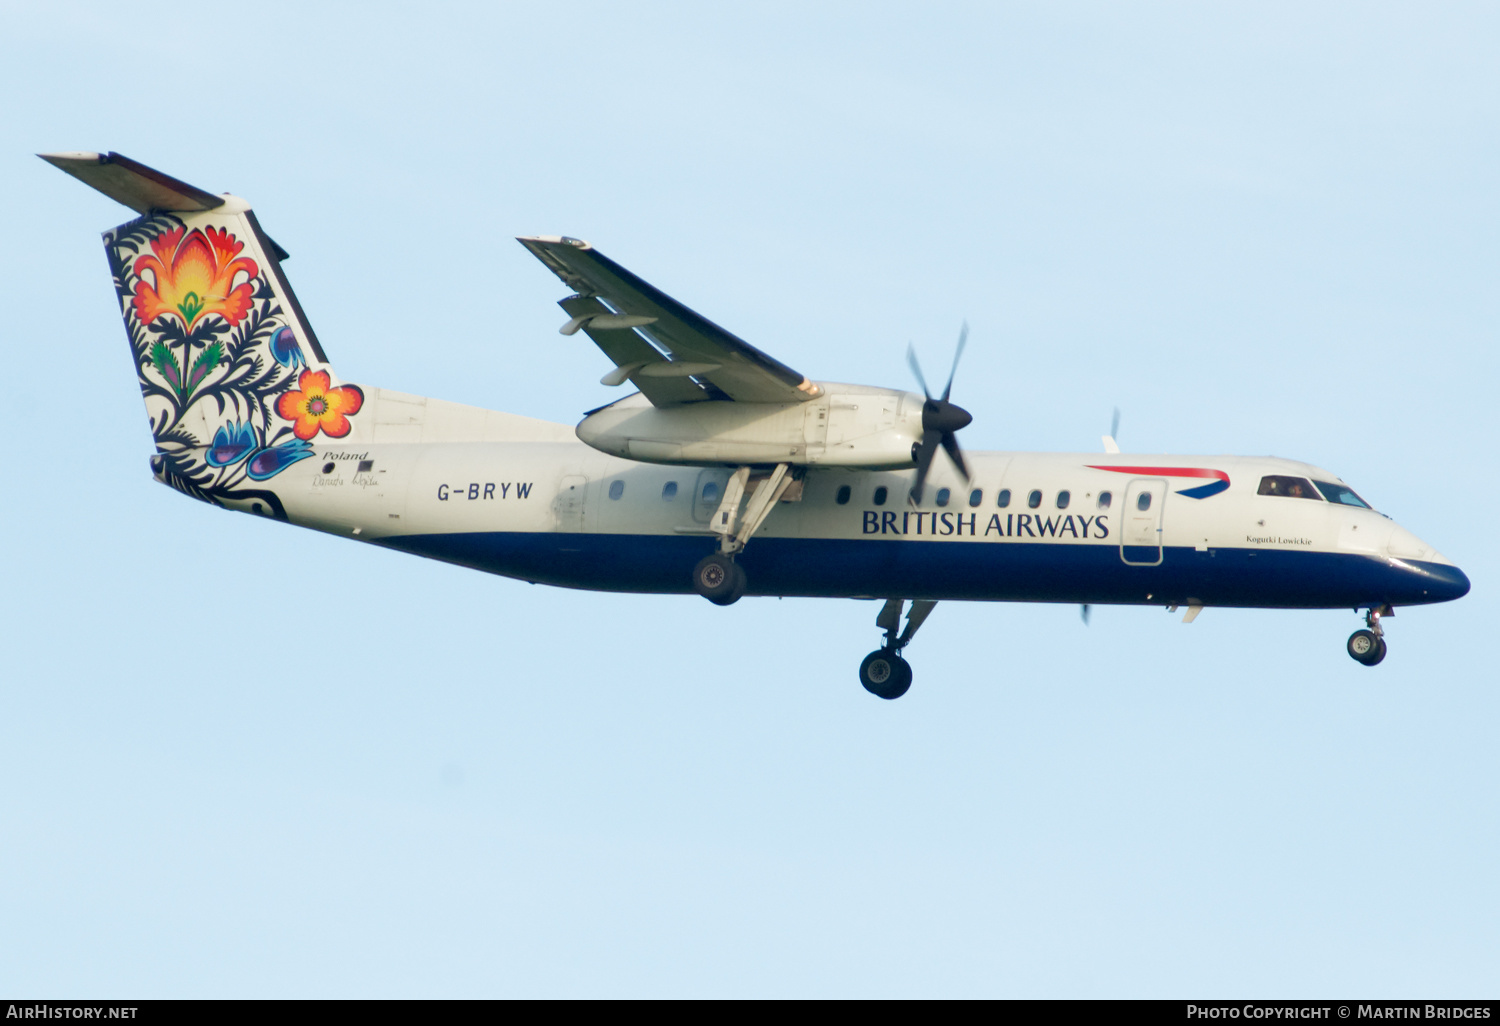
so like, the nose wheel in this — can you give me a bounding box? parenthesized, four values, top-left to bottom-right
(1347, 630, 1386, 665)
(1347, 606, 1391, 666)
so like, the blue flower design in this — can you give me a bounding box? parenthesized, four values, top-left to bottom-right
(246, 438, 315, 480)
(270, 326, 305, 368)
(206, 421, 258, 467)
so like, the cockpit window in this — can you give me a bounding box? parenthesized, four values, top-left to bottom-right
(1313, 481, 1372, 509)
(1258, 475, 1321, 500)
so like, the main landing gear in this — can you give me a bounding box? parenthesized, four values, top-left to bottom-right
(692, 552, 746, 606)
(690, 464, 799, 606)
(1347, 605, 1392, 666)
(858, 598, 937, 700)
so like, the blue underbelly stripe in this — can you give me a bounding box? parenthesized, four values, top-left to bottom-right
(372, 532, 1465, 608)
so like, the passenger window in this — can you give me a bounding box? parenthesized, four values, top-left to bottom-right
(1057, 490, 1070, 509)
(969, 488, 983, 507)
(1028, 490, 1042, 509)
(836, 485, 851, 505)
(1137, 492, 1152, 511)
(873, 486, 888, 506)
(1098, 491, 1112, 509)
(608, 480, 624, 500)
(997, 489, 1011, 508)
(936, 487, 950, 507)
(701, 481, 719, 503)
(1258, 475, 1321, 500)
(662, 481, 678, 500)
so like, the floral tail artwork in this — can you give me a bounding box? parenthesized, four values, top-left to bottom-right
(76, 154, 368, 520)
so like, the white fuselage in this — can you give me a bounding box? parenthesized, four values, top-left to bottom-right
(195, 388, 1466, 609)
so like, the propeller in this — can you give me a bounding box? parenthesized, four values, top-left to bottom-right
(907, 323, 973, 505)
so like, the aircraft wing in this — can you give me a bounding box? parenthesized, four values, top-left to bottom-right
(518, 236, 821, 406)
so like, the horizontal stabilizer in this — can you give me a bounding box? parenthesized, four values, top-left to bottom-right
(39, 151, 224, 214)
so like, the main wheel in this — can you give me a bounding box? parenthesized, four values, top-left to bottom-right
(692, 553, 746, 606)
(859, 649, 913, 700)
(1347, 629, 1383, 665)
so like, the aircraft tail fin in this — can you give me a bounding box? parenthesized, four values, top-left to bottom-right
(44, 151, 359, 515)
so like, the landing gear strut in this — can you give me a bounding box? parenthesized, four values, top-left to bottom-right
(859, 598, 937, 700)
(691, 464, 799, 606)
(1347, 605, 1391, 666)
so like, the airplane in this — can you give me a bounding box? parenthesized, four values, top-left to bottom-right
(42, 151, 1471, 700)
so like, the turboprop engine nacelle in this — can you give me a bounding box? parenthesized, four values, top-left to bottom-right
(576, 383, 926, 468)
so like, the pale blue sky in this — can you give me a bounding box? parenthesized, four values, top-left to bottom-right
(2, 0, 1496, 997)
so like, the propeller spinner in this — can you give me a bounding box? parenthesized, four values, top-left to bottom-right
(907, 323, 973, 505)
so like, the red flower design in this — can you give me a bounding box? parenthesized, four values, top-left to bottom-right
(132, 226, 259, 331)
(275, 370, 364, 440)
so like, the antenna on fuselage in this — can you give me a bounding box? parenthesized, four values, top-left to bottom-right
(1102, 407, 1121, 454)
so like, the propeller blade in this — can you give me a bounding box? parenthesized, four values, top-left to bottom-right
(940, 321, 968, 402)
(1080, 604, 1091, 625)
(906, 343, 933, 400)
(939, 431, 970, 482)
(1110, 407, 1121, 442)
(908, 429, 940, 505)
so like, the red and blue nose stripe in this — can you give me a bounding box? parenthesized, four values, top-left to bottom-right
(1085, 465, 1231, 499)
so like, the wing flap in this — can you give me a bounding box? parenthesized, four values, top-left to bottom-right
(558, 295, 708, 406)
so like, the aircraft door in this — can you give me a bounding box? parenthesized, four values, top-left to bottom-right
(1120, 478, 1166, 566)
(556, 474, 587, 532)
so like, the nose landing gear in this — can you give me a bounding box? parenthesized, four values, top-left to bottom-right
(1347, 605, 1391, 666)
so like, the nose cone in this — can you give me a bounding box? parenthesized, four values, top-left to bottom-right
(1422, 561, 1471, 602)
(923, 400, 972, 434)
(1392, 558, 1471, 604)
(1381, 522, 1469, 603)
